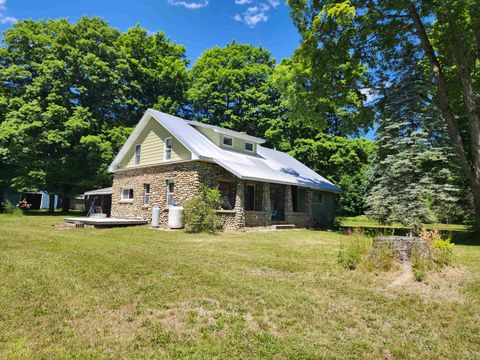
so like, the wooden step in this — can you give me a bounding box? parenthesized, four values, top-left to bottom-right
(272, 224, 296, 230)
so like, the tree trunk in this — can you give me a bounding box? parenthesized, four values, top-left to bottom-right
(407, 1, 480, 227)
(48, 193, 55, 213)
(61, 184, 71, 213)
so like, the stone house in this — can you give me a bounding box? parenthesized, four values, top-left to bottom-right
(108, 109, 341, 229)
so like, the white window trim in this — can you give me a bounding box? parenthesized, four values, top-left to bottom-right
(164, 137, 172, 161)
(134, 144, 141, 166)
(244, 142, 254, 152)
(121, 187, 134, 202)
(222, 135, 234, 148)
(166, 179, 175, 206)
(143, 184, 151, 205)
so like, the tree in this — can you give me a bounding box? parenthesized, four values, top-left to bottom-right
(286, 0, 479, 226)
(0, 17, 189, 211)
(186, 41, 282, 139)
(291, 135, 375, 215)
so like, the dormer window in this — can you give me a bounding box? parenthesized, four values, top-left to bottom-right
(245, 142, 254, 152)
(135, 144, 141, 165)
(222, 135, 233, 147)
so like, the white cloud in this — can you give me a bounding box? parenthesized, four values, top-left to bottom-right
(0, 0, 17, 25)
(233, 0, 279, 27)
(168, 0, 209, 9)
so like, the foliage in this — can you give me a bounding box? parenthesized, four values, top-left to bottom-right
(364, 241, 395, 272)
(365, 55, 467, 228)
(336, 237, 368, 270)
(291, 134, 375, 215)
(2, 200, 22, 216)
(285, 0, 479, 225)
(0, 17, 189, 208)
(432, 238, 454, 267)
(187, 41, 283, 139)
(183, 187, 221, 233)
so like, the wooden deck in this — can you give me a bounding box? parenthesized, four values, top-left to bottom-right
(64, 217, 148, 228)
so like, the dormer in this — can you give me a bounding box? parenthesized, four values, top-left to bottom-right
(187, 121, 265, 155)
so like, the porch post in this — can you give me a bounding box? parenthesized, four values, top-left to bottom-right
(263, 183, 271, 226)
(234, 179, 245, 228)
(305, 188, 313, 227)
(285, 185, 293, 222)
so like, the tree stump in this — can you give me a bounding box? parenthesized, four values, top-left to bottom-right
(373, 236, 431, 263)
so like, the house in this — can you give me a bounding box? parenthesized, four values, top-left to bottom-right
(108, 109, 341, 229)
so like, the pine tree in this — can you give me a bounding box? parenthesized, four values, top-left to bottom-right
(365, 55, 467, 227)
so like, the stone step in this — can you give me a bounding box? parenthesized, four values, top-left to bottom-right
(272, 224, 296, 230)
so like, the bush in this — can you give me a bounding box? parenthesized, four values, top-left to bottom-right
(2, 200, 23, 216)
(184, 187, 221, 234)
(336, 238, 368, 270)
(432, 238, 454, 266)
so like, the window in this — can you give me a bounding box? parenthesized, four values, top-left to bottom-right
(245, 184, 255, 211)
(219, 181, 235, 210)
(121, 188, 134, 201)
(312, 192, 323, 204)
(245, 142, 254, 152)
(166, 180, 175, 206)
(292, 186, 307, 212)
(135, 145, 141, 165)
(164, 137, 172, 160)
(143, 184, 150, 205)
(222, 135, 233, 147)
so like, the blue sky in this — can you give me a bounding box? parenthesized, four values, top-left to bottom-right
(0, 0, 300, 64)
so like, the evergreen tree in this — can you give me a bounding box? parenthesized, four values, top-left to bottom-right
(366, 56, 467, 227)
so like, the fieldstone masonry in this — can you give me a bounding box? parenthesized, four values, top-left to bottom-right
(111, 160, 317, 229)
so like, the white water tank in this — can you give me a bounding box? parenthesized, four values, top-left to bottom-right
(151, 206, 160, 228)
(168, 205, 184, 229)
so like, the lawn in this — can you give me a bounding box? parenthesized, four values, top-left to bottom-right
(0, 215, 479, 359)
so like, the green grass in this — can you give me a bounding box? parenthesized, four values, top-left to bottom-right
(338, 215, 471, 231)
(0, 215, 479, 359)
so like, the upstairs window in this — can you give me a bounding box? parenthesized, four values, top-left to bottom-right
(122, 188, 134, 201)
(166, 180, 175, 206)
(245, 142, 254, 152)
(164, 137, 172, 160)
(143, 184, 150, 205)
(135, 144, 141, 165)
(222, 135, 233, 147)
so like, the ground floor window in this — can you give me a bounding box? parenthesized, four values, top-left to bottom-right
(121, 188, 134, 201)
(312, 191, 323, 204)
(143, 184, 150, 205)
(219, 181, 235, 210)
(292, 186, 307, 212)
(166, 180, 175, 206)
(245, 184, 255, 211)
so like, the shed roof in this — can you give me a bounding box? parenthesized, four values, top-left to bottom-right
(109, 110, 341, 193)
(84, 187, 113, 196)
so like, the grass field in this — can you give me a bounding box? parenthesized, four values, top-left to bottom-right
(1, 215, 479, 359)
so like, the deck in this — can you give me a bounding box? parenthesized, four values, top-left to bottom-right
(64, 217, 148, 228)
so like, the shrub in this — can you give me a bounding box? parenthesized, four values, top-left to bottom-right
(432, 238, 454, 266)
(336, 238, 368, 270)
(3, 200, 23, 216)
(184, 187, 221, 234)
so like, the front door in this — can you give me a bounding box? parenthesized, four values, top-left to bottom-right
(270, 184, 285, 221)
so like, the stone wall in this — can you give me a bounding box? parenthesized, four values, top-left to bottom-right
(111, 160, 317, 229)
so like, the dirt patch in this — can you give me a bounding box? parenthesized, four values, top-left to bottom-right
(380, 266, 469, 303)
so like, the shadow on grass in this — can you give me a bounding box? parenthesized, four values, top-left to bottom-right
(22, 210, 87, 217)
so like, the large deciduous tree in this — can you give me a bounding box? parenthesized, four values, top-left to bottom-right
(0, 17, 188, 210)
(286, 0, 479, 226)
(186, 41, 282, 139)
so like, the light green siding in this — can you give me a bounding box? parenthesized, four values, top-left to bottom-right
(119, 118, 191, 169)
(195, 126, 257, 154)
